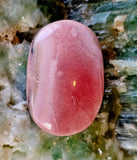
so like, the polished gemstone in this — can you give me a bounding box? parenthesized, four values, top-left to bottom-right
(27, 20, 104, 136)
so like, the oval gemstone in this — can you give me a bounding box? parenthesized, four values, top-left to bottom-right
(27, 20, 104, 136)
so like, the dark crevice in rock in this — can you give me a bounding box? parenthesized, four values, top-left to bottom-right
(0, 85, 5, 91)
(15, 28, 40, 44)
(3, 144, 13, 149)
(7, 96, 16, 108)
(37, 0, 68, 22)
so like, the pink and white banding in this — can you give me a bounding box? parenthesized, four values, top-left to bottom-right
(27, 20, 104, 136)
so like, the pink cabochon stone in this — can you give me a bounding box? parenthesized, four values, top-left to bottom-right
(27, 20, 104, 136)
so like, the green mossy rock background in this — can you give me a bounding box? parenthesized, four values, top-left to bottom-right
(0, 0, 137, 160)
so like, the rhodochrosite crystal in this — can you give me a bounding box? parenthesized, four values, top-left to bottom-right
(27, 20, 104, 136)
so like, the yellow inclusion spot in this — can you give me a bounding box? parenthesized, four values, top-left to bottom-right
(53, 142, 56, 145)
(73, 81, 76, 87)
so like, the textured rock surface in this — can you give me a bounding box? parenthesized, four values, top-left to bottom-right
(0, 0, 47, 42)
(0, 0, 137, 160)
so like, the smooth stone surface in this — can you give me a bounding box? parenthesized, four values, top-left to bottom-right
(27, 20, 104, 136)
